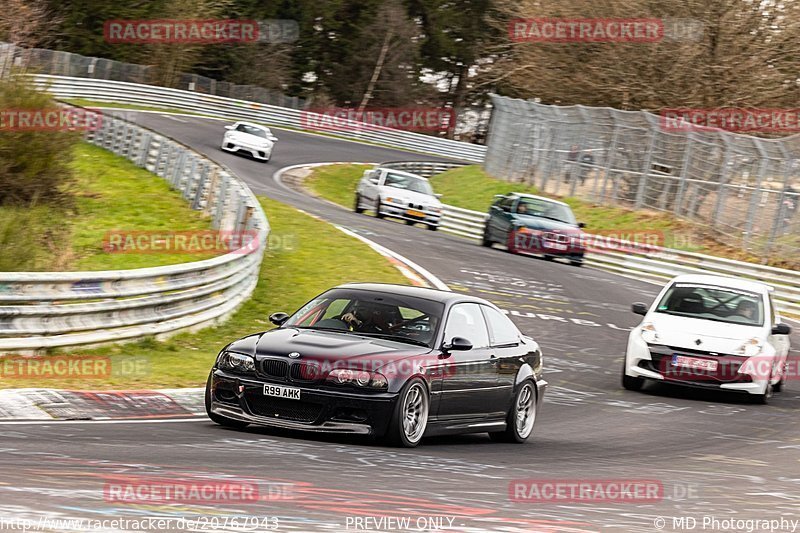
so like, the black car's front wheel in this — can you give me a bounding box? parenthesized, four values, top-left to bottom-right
(490, 380, 537, 443)
(383, 378, 429, 447)
(204, 372, 249, 429)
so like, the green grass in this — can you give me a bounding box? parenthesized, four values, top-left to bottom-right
(306, 163, 373, 208)
(0, 196, 409, 389)
(0, 142, 223, 271)
(69, 142, 219, 270)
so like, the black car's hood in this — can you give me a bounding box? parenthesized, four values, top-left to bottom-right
(516, 215, 581, 233)
(226, 328, 432, 365)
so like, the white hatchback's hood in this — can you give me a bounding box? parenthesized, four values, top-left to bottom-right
(382, 187, 441, 207)
(648, 313, 764, 353)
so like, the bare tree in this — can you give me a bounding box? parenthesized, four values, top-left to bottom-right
(489, 0, 800, 111)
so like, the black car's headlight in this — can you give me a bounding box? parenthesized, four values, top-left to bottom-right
(217, 351, 256, 373)
(326, 369, 388, 389)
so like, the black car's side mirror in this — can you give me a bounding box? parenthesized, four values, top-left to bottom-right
(442, 336, 473, 352)
(578, 222, 586, 228)
(269, 312, 290, 326)
(772, 323, 791, 335)
(631, 303, 648, 316)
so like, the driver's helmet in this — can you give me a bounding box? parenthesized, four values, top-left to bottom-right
(735, 299, 757, 318)
(352, 300, 399, 325)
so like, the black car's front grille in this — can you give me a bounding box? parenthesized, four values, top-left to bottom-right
(260, 359, 288, 379)
(245, 392, 323, 422)
(290, 361, 323, 383)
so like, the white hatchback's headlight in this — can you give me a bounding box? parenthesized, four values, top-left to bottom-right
(640, 322, 659, 344)
(735, 338, 763, 357)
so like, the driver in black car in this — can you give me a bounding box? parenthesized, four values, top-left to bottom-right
(341, 301, 396, 333)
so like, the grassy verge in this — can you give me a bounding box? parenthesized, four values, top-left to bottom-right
(305, 163, 765, 262)
(0, 197, 408, 389)
(0, 142, 222, 271)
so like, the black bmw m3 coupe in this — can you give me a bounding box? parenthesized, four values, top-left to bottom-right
(205, 283, 547, 447)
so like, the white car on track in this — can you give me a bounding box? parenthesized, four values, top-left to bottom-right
(354, 167, 442, 230)
(220, 121, 278, 162)
(623, 274, 792, 403)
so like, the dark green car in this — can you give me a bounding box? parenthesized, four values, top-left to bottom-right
(482, 193, 587, 266)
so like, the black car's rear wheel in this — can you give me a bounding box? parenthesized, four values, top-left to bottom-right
(490, 380, 537, 443)
(205, 372, 249, 429)
(383, 378, 429, 447)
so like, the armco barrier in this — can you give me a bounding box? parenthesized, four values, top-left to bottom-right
(381, 161, 800, 315)
(30, 75, 487, 163)
(0, 108, 268, 352)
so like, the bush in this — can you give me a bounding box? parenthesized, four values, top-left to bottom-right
(0, 74, 79, 207)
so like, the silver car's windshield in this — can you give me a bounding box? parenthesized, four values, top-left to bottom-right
(384, 172, 434, 196)
(655, 283, 765, 326)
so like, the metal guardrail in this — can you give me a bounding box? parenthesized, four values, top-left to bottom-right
(383, 162, 800, 314)
(30, 75, 487, 164)
(0, 108, 268, 352)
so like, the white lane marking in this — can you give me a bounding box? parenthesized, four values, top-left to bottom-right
(161, 114, 188, 122)
(0, 416, 205, 425)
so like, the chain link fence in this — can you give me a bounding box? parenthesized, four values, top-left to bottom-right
(484, 94, 800, 267)
(0, 43, 303, 109)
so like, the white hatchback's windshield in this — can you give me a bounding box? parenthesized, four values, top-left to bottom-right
(655, 283, 765, 326)
(383, 172, 434, 196)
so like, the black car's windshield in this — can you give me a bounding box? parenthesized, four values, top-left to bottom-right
(516, 198, 577, 225)
(284, 288, 444, 347)
(384, 172, 434, 196)
(655, 283, 765, 326)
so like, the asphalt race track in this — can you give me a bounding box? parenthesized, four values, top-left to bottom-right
(1, 112, 799, 533)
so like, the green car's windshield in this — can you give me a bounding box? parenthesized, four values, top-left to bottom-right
(516, 198, 577, 225)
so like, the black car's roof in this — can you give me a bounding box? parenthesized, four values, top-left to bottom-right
(335, 283, 490, 306)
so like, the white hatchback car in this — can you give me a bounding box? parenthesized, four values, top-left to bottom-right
(354, 167, 443, 230)
(221, 122, 278, 162)
(623, 274, 791, 403)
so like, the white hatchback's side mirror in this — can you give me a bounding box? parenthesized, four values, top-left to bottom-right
(224, 125, 234, 130)
(268, 136, 278, 142)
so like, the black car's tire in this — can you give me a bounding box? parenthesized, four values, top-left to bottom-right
(427, 224, 438, 231)
(570, 260, 583, 267)
(354, 193, 365, 214)
(543, 255, 554, 261)
(482, 226, 492, 247)
(383, 378, 429, 447)
(490, 380, 537, 443)
(405, 219, 415, 226)
(375, 198, 386, 219)
(205, 373, 249, 429)
(621, 360, 645, 391)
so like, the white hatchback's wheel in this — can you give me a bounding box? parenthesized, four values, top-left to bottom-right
(384, 378, 429, 447)
(490, 380, 537, 443)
